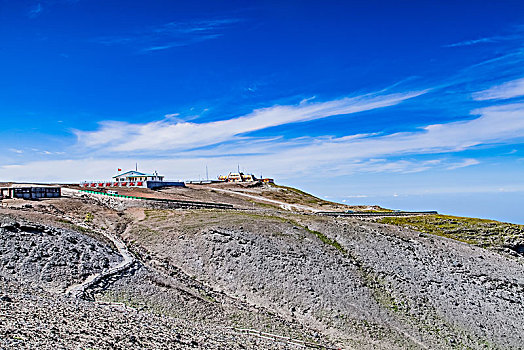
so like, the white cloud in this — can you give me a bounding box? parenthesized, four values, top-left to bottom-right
(4, 97, 523, 184)
(94, 18, 241, 52)
(444, 29, 524, 48)
(75, 90, 426, 153)
(472, 77, 524, 101)
(446, 158, 480, 170)
(141, 102, 512, 180)
(1, 164, 23, 170)
(258, 102, 524, 173)
(12, 101, 516, 183)
(444, 37, 496, 48)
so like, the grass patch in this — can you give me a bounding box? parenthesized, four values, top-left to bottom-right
(266, 183, 335, 206)
(64, 223, 95, 234)
(228, 210, 291, 223)
(380, 214, 524, 249)
(84, 212, 94, 223)
(303, 226, 346, 254)
(144, 209, 171, 220)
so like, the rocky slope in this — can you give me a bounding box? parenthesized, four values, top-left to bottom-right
(0, 276, 296, 349)
(0, 216, 120, 292)
(122, 209, 524, 349)
(1, 185, 523, 349)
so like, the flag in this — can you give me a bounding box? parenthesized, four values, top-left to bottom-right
(118, 168, 121, 172)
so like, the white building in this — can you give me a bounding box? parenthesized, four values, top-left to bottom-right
(80, 169, 184, 189)
(113, 170, 164, 182)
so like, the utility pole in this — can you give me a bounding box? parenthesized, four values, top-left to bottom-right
(206, 165, 209, 181)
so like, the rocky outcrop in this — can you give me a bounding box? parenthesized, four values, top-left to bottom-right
(0, 216, 121, 292)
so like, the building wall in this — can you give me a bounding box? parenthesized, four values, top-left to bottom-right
(1, 187, 62, 199)
(146, 181, 185, 189)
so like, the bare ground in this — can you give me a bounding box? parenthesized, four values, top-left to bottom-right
(1, 184, 523, 349)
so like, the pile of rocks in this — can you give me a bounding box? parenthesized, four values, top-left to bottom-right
(0, 216, 121, 292)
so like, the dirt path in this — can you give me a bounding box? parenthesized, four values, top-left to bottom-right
(64, 220, 135, 299)
(211, 188, 321, 213)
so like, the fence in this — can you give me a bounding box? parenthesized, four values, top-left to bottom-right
(317, 211, 437, 217)
(76, 189, 234, 210)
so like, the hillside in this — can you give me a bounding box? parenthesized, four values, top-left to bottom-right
(1, 183, 523, 349)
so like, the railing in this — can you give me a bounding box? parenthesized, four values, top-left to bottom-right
(76, 189, 234, 209)
(317, 211, 438, 217)
(79, 181, 145, 188)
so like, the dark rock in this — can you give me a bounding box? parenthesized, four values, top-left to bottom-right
(1, 294, 12, 302)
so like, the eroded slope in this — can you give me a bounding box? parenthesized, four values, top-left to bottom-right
(123, 208, 524, 349)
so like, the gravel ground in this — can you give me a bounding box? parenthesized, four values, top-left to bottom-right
(0, 276, 295, 350)
(1, 188, 523, 349)
(0, 204, 334, 350)
(124, 208, 524, 349)
(0, 215, 121, 292)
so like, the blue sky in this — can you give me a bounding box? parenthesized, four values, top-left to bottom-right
(1, 0, 524, 223)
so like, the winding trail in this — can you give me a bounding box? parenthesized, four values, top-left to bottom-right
(64, 221, 135, 299)
(211, 188, 322, 213)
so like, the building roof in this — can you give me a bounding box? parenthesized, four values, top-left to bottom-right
(112, 170, 162, 178)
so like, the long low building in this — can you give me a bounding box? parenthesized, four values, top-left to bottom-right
(0, 186, 61, 200)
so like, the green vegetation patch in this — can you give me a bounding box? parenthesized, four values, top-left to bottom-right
(231, 212, 347, 253)
(380, 214, 524, 249)
(302, 226, 347, 254)
(266, 183, 333, 206)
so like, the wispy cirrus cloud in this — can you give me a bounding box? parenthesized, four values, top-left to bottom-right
(356, 158, 479, 174)
(74, 89, 427, 152)
(444, 26, 524, 48)
(7, 79, 524, 182)
(444, 37, 498, 48)
(446, 158, 480, 170)
(27, 0, 83, 18)
(28, 3, 43, 18)
(147, 101, 520, 178)
(67, 92, 524, 180)
(94, 18, 241, 52)
(472, 77, 524, 101)
(256, 102, 524, 171)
